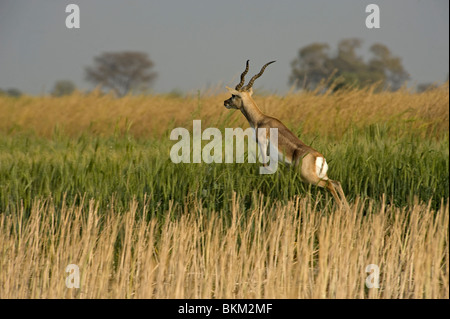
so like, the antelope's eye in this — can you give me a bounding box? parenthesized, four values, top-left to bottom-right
(231, 95, 236, 98)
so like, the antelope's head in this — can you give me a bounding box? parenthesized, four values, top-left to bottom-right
(224, 60, 275, 110)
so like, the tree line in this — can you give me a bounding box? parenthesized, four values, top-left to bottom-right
(289, 38, 410, 91)
(1, 38, 443, 97)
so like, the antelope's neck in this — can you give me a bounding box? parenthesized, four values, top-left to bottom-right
(240, 96, 265, 128)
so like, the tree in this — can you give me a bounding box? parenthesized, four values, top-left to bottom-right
(368, 44, 409, 91)
(85, 52, 157, 97)
(289, 38, 409, 91)
(289, 43, 332, 90)
(417, 83, 439, 93)
(51, 80, 76, 97)
(5, 88, 22, 97)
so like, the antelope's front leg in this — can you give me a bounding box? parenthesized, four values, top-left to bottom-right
(256, 127, 269, 167)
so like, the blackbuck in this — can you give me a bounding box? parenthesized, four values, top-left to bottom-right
(224, 60, 347, 207)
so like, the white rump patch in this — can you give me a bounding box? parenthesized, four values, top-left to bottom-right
(315, 157, 328, 180)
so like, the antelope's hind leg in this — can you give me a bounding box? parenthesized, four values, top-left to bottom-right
(324, 180, 342, 208)
(298, 153, 348, 208)
(329, 180, 349, 209)
(299, 153, 338, 205)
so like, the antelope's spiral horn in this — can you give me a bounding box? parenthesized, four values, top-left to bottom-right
(235, 60, 250, 91)
(243, 60, 276, 91)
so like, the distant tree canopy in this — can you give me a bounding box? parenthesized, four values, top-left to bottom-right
(85, 52, 157, 97)
(51, 80, 76, 97)
(289, 38, 409, 91)
(416, 82, 439, 93)
(1, 88, 23, 97)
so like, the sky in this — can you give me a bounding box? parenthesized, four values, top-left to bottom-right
(0, 0, 448, 95)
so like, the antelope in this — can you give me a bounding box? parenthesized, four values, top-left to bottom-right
(224, 60, 347, 207)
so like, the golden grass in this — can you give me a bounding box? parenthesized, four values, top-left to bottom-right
(0, 85, 448, 299)
(0, 83, 448, 139)
(1, 194, 447, 299)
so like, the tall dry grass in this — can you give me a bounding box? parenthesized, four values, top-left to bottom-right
(1, 194, 447, 299)
(0, 83, 448, 139)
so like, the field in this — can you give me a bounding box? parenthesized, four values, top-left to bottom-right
(0, 84, 448, 298)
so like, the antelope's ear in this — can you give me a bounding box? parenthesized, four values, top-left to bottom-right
(246, 87, 253, 96)
(226, 86, 240, 96)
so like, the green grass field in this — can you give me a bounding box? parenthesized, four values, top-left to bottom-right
(0, 123, 447, 216)
(0, 85, 448, 298)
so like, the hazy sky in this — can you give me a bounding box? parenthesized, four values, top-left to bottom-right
(0, 0, 448, 95)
